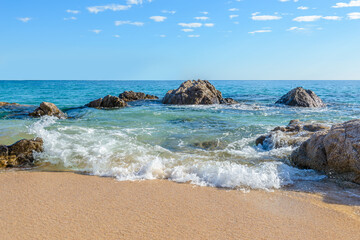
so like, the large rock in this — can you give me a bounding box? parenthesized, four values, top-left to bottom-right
(162, 80, 237, 105)
(29, 102, 66, 118)
(86, 95, 127, 109)
(0, 138, 43, 168)
(256, 120, 330, 149)
(291, 119, 360, 184)
(276, 87, 325, 108)
(119, 91, 159, 102)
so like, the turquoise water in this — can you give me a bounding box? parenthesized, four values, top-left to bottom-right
(1, 80, 360, 190)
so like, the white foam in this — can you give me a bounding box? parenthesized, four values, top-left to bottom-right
(29, 116, 325, 190)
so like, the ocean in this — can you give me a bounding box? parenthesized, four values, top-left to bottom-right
(1, 80, 360, 191)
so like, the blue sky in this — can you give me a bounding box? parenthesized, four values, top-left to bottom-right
(0, 0, 360, 80)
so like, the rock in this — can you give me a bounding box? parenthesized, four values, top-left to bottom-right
(256, 120, 330, 149)
(119, 91, 159, 102)
(221, 98, 238, 105)
(162, 80, 238, 105)
(0, 138, 43, 168)
(193, 140, 225, 150)
(0, 102, 19, 107)
(291, 119, 360, 184)
(29, 102, 66, 118)
(276, 87, 325, 108)
(86, 95, 127, 109)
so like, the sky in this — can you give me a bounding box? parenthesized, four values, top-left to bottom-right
(0, 0, 360, 80)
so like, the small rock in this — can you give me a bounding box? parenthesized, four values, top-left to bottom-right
(119, 91, 159, 102)
(0, 138, 43, 168)
(162, 80, 238, 105)
(29, 102, 66, 118)
(276, 87, 325, 108)
(86, 95, 127, 109)
(256, 120, 330, 149)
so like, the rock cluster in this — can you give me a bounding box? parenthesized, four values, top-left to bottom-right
(86, 95, 127, 109)
(291, 119, 360, 184)
(256, 120, 330, 149)
(29, 102, 67, 118)
(119, 91, 159, 102)
(0, 138, 43, 168)
(162, 80, 237, 105)
(276, 87, 325, 108)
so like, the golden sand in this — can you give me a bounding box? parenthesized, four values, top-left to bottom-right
(0, 171, 359, 240)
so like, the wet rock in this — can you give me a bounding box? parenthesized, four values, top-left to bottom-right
(276, 87, 326, 108)
(29, 102, 67, 118)
(256, 120, 330, 149)
(162, 80, 238, 105)
(291, 119, 360, 184)
(221, 98, 238, 105)
(193, 140, 225, 150)
(86, 95, 127, 109)
(119, 91, 159, 102)
(0, 138, 43, 168)
(0, 102, 19, 107)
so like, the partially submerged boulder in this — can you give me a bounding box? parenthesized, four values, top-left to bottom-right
(29, 102, 66, 118)
(119, 91, 159, 102)
(276, 87, 325, 108)
(162, 80, 238, 105)
(291, 119, 360, 184)
(0, 102, 20, 107)
(0, 138, 43, 168)
(86, 95, 127, 109)
(256, 120, 330, 149)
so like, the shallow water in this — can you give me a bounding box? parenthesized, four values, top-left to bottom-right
(1, 80, 360, 191)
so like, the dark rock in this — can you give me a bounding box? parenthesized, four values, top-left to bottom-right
(29, 102, 66, 118)
(86, 95, 127, 109)
(276, 87, 326, 108)
(291, 119, 360, 184)
(0, 102, 20, 107)
(0, 138, 43, 168)
(256, 120, 330, 149)
(221, 98, 238, 105)
(162, 80, 238, 105)
(193, 140, 225, 150)
(119, 91, 159, 102)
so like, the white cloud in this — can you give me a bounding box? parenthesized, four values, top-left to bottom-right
(181, 29, 194, 32)
(159, 34, 166, 37)
(188, 35, 200, 38)
(230, 15, 239, 19)
(293, 15, 342, 22)
(348, 12, 360, 19)
(149, 16, 167, 22)
(297, 6, 309, 10)
(293, 15, 322, 22)
(333, 0, 360, 8)
(229, 8, 239, 11)
(252, 15, 282, 20)
(18, 17, 31, 23)
(64, 17, 77, 21)
(114, 35, 120, 38)
(204, 23, 214, 27)
(200, 11, 209, 15)
(194, 16, 209, 20)
(87, 4, 131, 14)
(287, 26, 305, 31)
(66, 10, 80, 14)
(115, 21, 144, 26)
(162, 10, 176, 14)
(249, 30, 272, 34)
(178, 23, 202, 28)
(126, 0, 152, 4)
(91, 29, 102, 34)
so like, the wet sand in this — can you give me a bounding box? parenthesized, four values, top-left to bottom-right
(0, 171, 359, 240)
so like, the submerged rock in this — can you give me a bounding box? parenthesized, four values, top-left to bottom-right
(0, 102, 19, 107)
(193, 140, 226, 150)
(291, 119, 360, 184)
(162, 80, 238, 105)
(119, 91, 159, 102)
(29, 102, 67, 118)
(276, 87, 325, 108)
(86, 95, 127, 109)
(256, 120, 330, 149)
(0, 138, 43, 168)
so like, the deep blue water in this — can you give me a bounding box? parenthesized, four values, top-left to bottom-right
(0, 80, 359, 191)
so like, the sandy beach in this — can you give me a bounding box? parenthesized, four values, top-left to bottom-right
(0, 171, 359, 240)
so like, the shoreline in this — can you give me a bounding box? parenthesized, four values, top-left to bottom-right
(1, 171, 359, 240)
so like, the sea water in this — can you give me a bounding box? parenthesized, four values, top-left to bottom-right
(1, 80, 360, 190)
